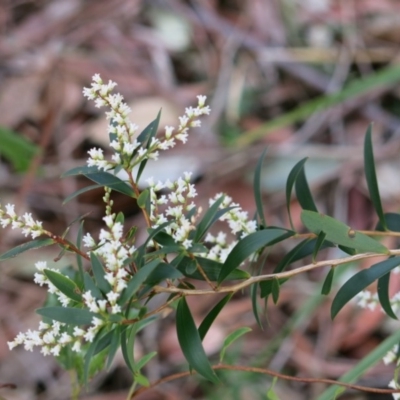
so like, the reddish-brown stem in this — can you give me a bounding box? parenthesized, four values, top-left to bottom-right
(130, 363, 400, 398)
(45, 231, 90, 261)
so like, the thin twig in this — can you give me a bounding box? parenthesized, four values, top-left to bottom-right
(131, 363, 400, 398)
(153, 249, 400, 296)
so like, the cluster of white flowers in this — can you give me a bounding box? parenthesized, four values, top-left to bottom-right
(83, 74, 210, 173)
(0, 203, 45, 239)
(203, 194, 257, 262)
(7, 318, 104, 356)
(33, 261, 71, 307)
(146, 171, 198, 249)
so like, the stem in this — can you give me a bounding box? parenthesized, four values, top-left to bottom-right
(153, 249, 400, 296)
(130, 363, 400, 398)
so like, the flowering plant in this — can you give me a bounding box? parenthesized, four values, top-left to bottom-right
(4, 74, 400, 399)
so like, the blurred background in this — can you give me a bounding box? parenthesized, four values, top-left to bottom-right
(1, 0, 400, 399)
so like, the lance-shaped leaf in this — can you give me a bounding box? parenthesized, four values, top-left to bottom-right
(61, 165, 100, 177)
(218, 228, 293, 284)
(301, 210, 388, 254)
(295, 163, 318, 212)
(36, 306, 100, 325)
(331, 256, 400, 319)
(136, 110, 161, 182)
(90, 253, 111, 294)
(377, 212, 400, 232)
(198, 293, 233, 341)
(84, 172, 134, 197)
(63, 184, 102, 204)
(121, 324, 137, 373)
(364, 125, 387, 230)
(119, 258, 161, 304)
(219, 327, 252, 362)
(0, 238, 55, 261)
(286, 157, 308, 230)
(253, 149, 268, 227)
(321, 268, 335, 295)
(43, 269, 82, 303)
(176, 297, 219, 383)
(377, 272, 397, 319)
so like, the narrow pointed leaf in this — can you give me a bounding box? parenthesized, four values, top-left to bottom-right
(36, 306, 100, 325)
(194, 195, 224, 241)
(0, 238, 55, 261)
(121, 325, 136, 372)
(377, 212, 400, 232)
(43, 269, 82, 303)
(61, 165, 100, 177)
(119, 258, 161, 304)
(136, 110, 161, 182)
(364, 125, 387, 230)
(106, 326, 122, 370)
(218, 228, 292, 284)
(198, 293, 233, 341)
(76, 221, 85, 285)
(145, 263, 183, 285)
(331, 256, 400, 319)
(137, 189, 149, 209)
(253, 148, 268, 227)
(176, 297, 219, 383)
(295, 164, 318, 212)
(83, 328, 105, 385)
(84, 172, 134, 197)
(313, 231, 326, 263)
(286, 157, 308, 230)
(83, 272, 103, 299)
(90, 252, 111, 294)
(321, 268, 335, 295)
(301, 210, 388, 254)
(219, 327, 252, 362)
(271, 278, 280, 304)
(377, 272, 397, 319)
(135, 351, 157, 371)
(63, 184, 102, 204)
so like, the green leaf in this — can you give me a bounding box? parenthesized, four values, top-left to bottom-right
(219, 327, 252, 362)
(331, 256, 400, 319)
(295, 164, 317, 212)
(377, 272, 397, 319)
(316, 329, 400, 400)
(321, 268, 335, 295)
(253, 148, 268, 227)
(0, 238, 55, 261)
(63, 184, 102, 204)
(301, 210, 388, 254)
(195, 195, 226, 242)
(176, 297, 219, 383)
(106, 326, 122, 370)
(83, 272, 103, 299)
(218, 228, 292, 284)
(144, 263, 184, 285)
(134, 372, 150, 387)
(286, 157, 308, 230)
(178, 256, 251, 282)
(271, 278, 280, 304)
(364, 125, 387, 230)
(121, 324, 137, 372)
(137, 189, 149, 209)
(312, 231, 326, 263)
(83, 328, 105, 385)
(266, 377, 281, 400)
(36, 306, 100, 325)
(119, 258, 161, 304)
(135, 351, 157, 371)
(198, 294, 233, 341)
(43, 269, 82, 303)
(136, 110, 161, 182)
(0, 126, 39, 172)
(61, 165, 100, 177)
(90, 252, 111, 294)
(377, 212, 400, 232)
(76, 221, 85, 286)
(84, 172, 135, 197)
